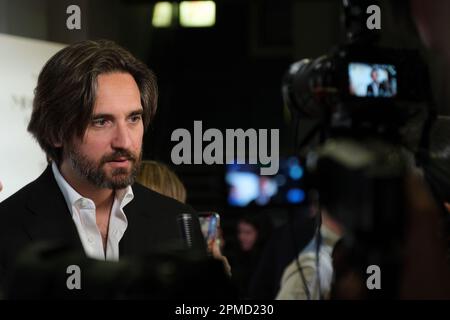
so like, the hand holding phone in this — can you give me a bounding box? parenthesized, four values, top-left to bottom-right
(198, 212, 231, 276)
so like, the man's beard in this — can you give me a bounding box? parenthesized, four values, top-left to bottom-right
(68, 146, 142, 189)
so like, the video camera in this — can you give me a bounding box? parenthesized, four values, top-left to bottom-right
(282, 0, 432, 142)
(283, 46, 430, 135)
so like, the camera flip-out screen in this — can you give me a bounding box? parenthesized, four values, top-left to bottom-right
(348, 62, 397, 98)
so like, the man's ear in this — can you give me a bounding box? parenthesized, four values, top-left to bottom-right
(51, 135, 63, 148)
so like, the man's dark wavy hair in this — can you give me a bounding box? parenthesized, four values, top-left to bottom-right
(28, 39, 158, 165)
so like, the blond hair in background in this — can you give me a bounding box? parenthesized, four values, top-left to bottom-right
(136, 160, 187, 203)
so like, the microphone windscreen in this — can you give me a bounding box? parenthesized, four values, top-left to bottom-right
(177, 213, 193, 249)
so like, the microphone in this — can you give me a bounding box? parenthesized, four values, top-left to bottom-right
(177, 213, 193, 249)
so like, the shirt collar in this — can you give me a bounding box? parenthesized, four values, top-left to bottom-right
(51, 161, 134, 211)
(115, 184, 134, 210)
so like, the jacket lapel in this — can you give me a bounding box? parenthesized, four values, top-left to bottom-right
(119, 200, 150, 257)
(23, 166, 84, 253)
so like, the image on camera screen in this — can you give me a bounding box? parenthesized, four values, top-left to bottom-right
(348, 62, 397, 98)
(225, 157, 306, 207)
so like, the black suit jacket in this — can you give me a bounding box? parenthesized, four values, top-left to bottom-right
(366, 81, 387, 96)
(0, 165, 206, 283)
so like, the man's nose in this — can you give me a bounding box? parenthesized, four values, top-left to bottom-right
(111, 122, 132, 150)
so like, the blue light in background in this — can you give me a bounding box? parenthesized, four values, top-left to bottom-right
(289, 165, 303, 180)
(286, 188, 305, 203)
(226, 172, 259, 207)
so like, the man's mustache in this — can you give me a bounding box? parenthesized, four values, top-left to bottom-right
(100, 149, 137, 164)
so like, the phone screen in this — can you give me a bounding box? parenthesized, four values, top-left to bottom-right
(198, 212, 220, 243)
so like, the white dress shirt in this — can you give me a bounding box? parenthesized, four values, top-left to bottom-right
(276, 225, 341, 300)
(370, 82, 379, 96)
(51, 162, 132, 261)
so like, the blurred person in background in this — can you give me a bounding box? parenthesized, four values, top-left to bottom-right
(276, 210, 342, 300)
(227, 213, 273, 299)
(136, 160, 186, 203)
(247, 207, 316, 299)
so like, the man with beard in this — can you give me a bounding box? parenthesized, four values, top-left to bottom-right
(0, 40, 206, 281)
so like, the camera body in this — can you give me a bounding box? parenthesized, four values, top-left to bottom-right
(283, 43, 431, 139)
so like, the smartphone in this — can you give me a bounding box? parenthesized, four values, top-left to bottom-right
(198, 212, 220, 244)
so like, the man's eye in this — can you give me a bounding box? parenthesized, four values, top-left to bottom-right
(130, 115, 142, 123)
(92, 119, 108, 127)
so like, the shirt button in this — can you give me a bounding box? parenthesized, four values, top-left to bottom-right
(88, 237, 94, 243)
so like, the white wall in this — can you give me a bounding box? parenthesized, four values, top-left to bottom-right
(0, 33, 65, 201)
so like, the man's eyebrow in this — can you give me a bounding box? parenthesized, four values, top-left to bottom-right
(91, 113, 113, 120)
(91, 109, 143, 119)
(128, 109, 144, 117)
